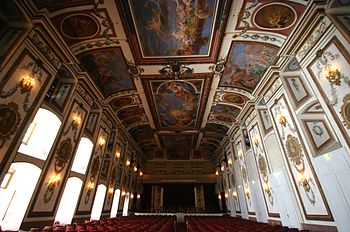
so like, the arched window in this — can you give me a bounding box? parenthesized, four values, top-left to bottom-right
(90, 184, 107, 220)
(55, 177, 83, 225)
(110, 189, 120, 218)
(71, 137, 94, 174)
(19, 108, 61, 160)
(122, 192, 130, 216)
(0, 163, 41, 231)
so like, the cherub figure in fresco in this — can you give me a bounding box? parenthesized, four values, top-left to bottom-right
(171, 0, 213, 55)
(145, 0, 169, 41)
(267, 7, 294, 28)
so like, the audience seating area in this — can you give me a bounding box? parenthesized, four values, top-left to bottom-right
(22, 216, 175, 232)
(186, 216, 309, 232)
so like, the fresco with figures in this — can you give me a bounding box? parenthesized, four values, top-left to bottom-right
(78, 48, 135, 97)
(220, 42, 278, 92)
(148, 79, 204, 129)
(126, 0, 218, 57)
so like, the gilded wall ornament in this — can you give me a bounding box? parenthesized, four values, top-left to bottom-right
(285, 135, 316, 204)
(316, 50, 350, 105)
(90, 156, 101, 182)
(340, 94, 350, 129)
(285, 135, 305, 173)
(55, 137, 73, 173)
(258, 154, 274, 205)
(0, 102, 21, 148)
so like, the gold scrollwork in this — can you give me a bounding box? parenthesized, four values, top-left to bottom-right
(0, 102, 21, 148)
(340, 94, 350, 129)
(285, 135, 315, 204)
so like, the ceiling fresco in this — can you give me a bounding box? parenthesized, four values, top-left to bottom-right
(118, 0, 232, 64)
(143, 77, 211, 130)
(219, 42, 279, 92)
(29, 0, 307, 162)
(236, 1, 306, 36)
(78, 48, 135, 97)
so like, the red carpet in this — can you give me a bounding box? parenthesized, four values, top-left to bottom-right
(176, 222, 187, 232)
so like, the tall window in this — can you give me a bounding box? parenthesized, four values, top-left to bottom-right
(110, 189, 120, 218)
(55, 177, 83, 225)
(71, 137, 94, 174)
(0, 163, 41, 231)
(19, 108, 61, 160)
(122, 192, 130, 216)
(90, 185, 107, 220)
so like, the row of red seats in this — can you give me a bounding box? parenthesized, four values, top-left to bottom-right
(186, 216, 308, 232)
(27, 216, 175, 232)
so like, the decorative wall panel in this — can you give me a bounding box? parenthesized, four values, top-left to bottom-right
(307, 36, 350, 148)
(235, 140, 255, 215)
(270, 96, 333, 221)
(249, 123, 280, 217)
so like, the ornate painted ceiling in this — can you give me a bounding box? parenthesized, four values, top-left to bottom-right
(30, 0, 307, 161)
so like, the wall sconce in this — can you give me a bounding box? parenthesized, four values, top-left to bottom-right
(20, 74, 36, 92)
(227, 158, 232, 165)
(277, 110, 286, 127)
(126, 159, 131, 166)
(215, 169, 219, 176)
(297, 171, 316, 204)
(224, 193, 228, 199)
(244, 188, 250, 199)
(72, 113, 82, 129)
(44, 173, 61, 203)
(133, 163, 138, 172)
(87, 181, 95, 190)
(98, 136, 106, 148)
(232, 190, 238, 199)
(139, 169, 143, 177)
(218, 194, 221, 200)
(237, 149, 243, 159)
(220, 165, 225, 172)
(326, 65, 342, 86)
(121, 190, 126, 196)
(47, 173, 61, 188)
(108, 187, 114, 195)
(137, 193, 141, 199)
(263, 182, 272, 196)
(115, 150, 121, 159)
(130, 193, 134, 199)
(253, 133, 259, 147)
(297, 171, 311, 192)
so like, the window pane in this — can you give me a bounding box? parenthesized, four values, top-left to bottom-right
(71, 138, 93, 174)
(19, 109, 61, 160)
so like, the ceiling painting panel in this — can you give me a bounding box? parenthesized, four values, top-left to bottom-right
(109, 96, 137, 111)
(129, 125, 155, 144)
(78, 47, 135, 97)
(51, 9, 117, 46)
(143, 75, 211, 131)
(219, 42, 279, 92)
(118, 0, 232, 64)
(236, 1, 306, 36)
